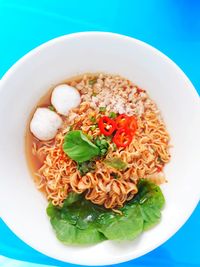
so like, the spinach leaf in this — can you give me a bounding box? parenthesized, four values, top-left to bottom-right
(51, 217, 105, 245)
(62, 198, 104, 230)
(47, 180, 165, 245)
(63, 130, 100, 162)
(46, 202, 61, 218)
(129, 179, 165, 230)
(97, 205, 143, 240)
(47, 193, 107, 245)
(63, 192, 82, 207)
(104, 158, 127, 171)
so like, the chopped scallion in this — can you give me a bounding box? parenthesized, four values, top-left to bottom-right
(99, 107, 106, 112)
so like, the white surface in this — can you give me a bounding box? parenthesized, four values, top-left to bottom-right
(51, 84, 81, 115)
(0, 32, 199, 266)
(30, 108, 62, 141)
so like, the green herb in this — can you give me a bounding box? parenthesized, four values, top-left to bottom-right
(94, 136, 109, 156)
(89, 79, 97, 86)
(78, 161, 96, 176)
(104, 135, 112, 142)
(47, 180, 165, 244)
(90, 125, 97, 131)
(104, 158, 127, 171)
(157, 156, 163, 163)
(109, 112, 117, 119)
(112, 143, 117, 151)
(48, 105, 55, 111)
(63, 130, 100, 162)
(111, 173, 119, 179)
(90, 116, 96, 123)
(99, 107, 106, 113)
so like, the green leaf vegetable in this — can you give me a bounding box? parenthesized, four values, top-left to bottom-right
(104, 158, 127, 171)
(129, 179, 165, 230)
(63, 130, 100, 162)
(47, 180, 165, 245)
(48, 193, 106, 244)
(51, 218, 106, 245)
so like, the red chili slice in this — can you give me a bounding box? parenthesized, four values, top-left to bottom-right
(115, 114, 130, 129)
(129, 116, 138, 135)
(157, 166, 163, 172)
(136, 87, 144, 93)
(113, 128, 132, 148)
(98, 116, 116, 136)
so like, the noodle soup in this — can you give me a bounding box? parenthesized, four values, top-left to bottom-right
(26, 73, 171, 245)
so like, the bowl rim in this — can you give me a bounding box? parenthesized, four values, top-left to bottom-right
(0, 31, 199, 266)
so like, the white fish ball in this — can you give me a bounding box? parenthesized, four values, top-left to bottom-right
(51, 84, 81, 116)
(30, 108, 62, 141)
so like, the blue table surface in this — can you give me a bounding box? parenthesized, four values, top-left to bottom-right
(0, 0, 199, 266)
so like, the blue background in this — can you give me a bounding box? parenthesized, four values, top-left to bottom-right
(0, 0, 199, 266)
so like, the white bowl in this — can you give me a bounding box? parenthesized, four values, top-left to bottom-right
(0, 32, 199, 266)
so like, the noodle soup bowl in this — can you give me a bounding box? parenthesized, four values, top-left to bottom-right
(0, 32, 199, 265)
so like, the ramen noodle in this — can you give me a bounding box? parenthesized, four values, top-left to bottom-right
(26, 73, 171, 210)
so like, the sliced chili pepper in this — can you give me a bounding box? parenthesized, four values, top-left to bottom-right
(113, 128, 132, 148)
(98, 116, 116, 136)
(129, 116, 138, 135)
(115, 114, 130, 129)
(136, 87, 144, 93)
(157, 165, 163, 172)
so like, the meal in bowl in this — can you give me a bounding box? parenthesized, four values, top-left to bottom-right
(26, 73, 171, 245)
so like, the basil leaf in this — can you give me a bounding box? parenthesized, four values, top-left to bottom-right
(63, 130, 100, 162)
(104, 158, 127, 171)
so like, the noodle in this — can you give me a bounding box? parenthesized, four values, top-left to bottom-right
(30, 73, 171, 209)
